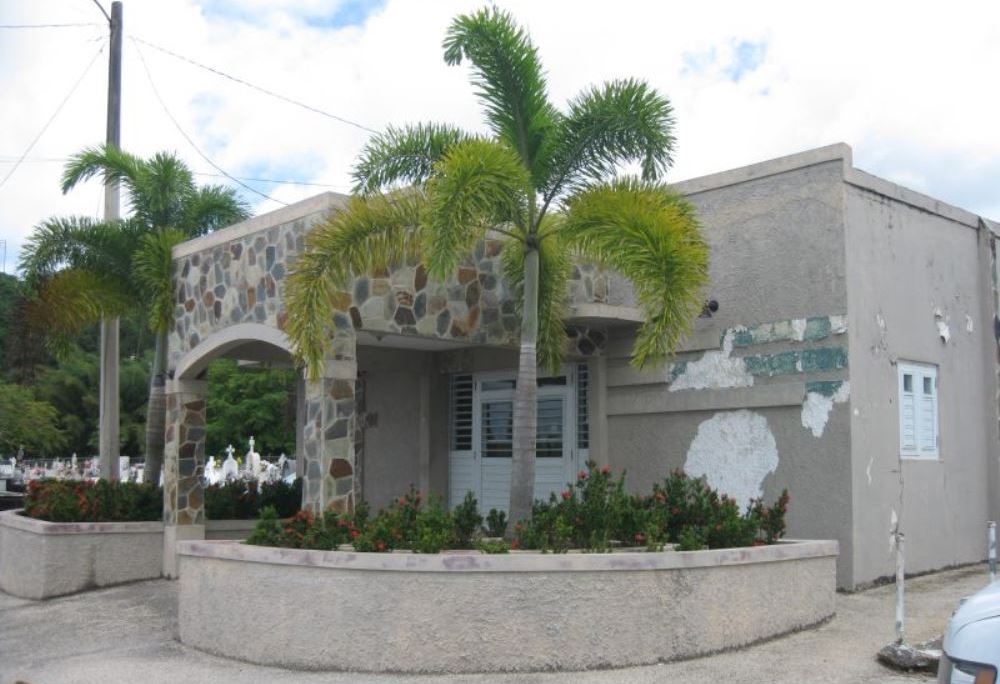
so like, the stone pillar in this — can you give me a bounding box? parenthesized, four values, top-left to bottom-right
(162, 378, 207, 577)
(301, 334, 357, 514)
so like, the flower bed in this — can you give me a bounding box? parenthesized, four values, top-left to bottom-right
(177, 537, 838, 673)
(204, 478, 301, 520)
(22, 479, 161, 523)
(244, 464, 790, 554)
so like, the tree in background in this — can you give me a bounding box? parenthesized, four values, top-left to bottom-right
(286, 8, 708, 527)
(19, 147, 249, 481)
(205, 359, 296, 458)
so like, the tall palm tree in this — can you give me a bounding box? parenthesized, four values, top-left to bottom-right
(286, 7, 709, 527)
(20, 147, 249, 483)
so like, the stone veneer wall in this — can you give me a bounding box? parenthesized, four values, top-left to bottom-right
(168, 205, 614, 374)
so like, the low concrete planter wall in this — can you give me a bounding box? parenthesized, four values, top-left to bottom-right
(178, 538, 838, 673)
(0, 509, 163, 599)
(205, 519, 258, 540)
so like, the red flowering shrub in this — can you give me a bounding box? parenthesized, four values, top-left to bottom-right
(23, 479, 161, 522)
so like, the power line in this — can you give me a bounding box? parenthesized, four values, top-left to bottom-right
(0, 42, 106, 192)
(131, 38, 288, 206)
(131, 35, 379, 135)
(0, 156, 350, 189)
(0, 22, 101, 29)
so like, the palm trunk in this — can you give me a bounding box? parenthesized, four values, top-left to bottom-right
(99, 317, 120, 480)
(508, 246, 539, 533)
(143, 329, 168, 486)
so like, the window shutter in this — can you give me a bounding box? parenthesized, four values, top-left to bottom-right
(919, 372, 937, 453)
(449, 375, 473, 451)
(900, 371, 917, 453)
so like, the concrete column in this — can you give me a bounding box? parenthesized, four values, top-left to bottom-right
(301, 339, 357, 514)
(418, 360, 431, 494)
(162, 378, 207, 577)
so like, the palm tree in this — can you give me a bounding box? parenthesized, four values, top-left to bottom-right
(20, 147, 249, 483)
(286, 7, 709, 527)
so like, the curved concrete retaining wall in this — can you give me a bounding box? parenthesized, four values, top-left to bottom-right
(0, 509, 163, 599)
(205, 518, 258, 540)
(178, 539, 838, 673)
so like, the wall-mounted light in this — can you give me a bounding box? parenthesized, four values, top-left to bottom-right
(699, 299, 719, 318)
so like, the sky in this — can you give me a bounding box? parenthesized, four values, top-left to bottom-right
(1, 0, 998, 273)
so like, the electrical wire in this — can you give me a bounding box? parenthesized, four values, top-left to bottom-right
(0, 156, 350, 189)
(0, 22, 101, 29)
(0, 41, 106, 192)
(131, 38, 288, 206)
(131, 35, 379, 135)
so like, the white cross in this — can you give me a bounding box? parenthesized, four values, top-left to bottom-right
(225, 444, 235, 459)
(248, 436, 255, 453)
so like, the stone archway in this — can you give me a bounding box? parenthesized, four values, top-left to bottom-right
(162, 322, 358, 576)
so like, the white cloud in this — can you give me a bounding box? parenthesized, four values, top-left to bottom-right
(2, 0, 998, 272)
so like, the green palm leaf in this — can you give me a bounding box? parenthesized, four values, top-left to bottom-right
(134, 229, 186, 333)
(443, 7, 558, 187)
(562, 178, 708, 368)
(286, 191, 427, 378)
(352, 123, 476, 195)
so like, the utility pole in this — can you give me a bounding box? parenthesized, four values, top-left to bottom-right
(97, 1, 122, 480)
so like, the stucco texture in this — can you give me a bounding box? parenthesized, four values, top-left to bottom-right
(0, 510, 163, 599)
(844, 183, 995, 585)
(178, 540, 836, 673)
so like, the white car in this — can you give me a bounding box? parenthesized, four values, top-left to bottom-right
(939, 580, 1000, 683)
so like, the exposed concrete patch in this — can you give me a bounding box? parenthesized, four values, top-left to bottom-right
(684, 410, 778, 509)
(729, 314, 847, 348)
(934, 309, 950, 343)
(801, 381, 851, 438)
(965, 314, 974, 333)
(669, 331, 753, 392)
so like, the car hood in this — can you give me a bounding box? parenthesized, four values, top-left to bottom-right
(944, 580, 1000, 657)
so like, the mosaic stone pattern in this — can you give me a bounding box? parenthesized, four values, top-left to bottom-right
(300, 358, 357, 515)
(164, 386, 207, 526)
(168, 212, 615, 373)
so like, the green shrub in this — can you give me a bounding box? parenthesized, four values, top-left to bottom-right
(452, 492, 483, 548)
(475, 538, 509, 554)
(204, 478, 302, 520)
(23, 478, 161, 522)
(484, 508, 507, 537)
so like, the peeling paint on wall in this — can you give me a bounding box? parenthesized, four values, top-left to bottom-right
(669, 331, 753, 392)
(684, 410, 778, 509)
(966, 315, 974, 333)
(729, 314, 848, 348)
(743, 347, 849, 378)
(935, 309, 951, 343)
(801, 380, 850, 438)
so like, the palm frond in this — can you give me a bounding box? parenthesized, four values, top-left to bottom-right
(425, 138, 530, 279)
(285, 191, 427, 377)
(24, 270, 133, 357)
(61, 144, 143, 196)
(18, 216, 145, 288)
(178, 185, 251, 236)
(561, 178, 708, 368)
(544, 79, 675, 204)
(132, 151, 196, 229)
(500, 217, 571, 373)
(443, 7, 557, 187)
(134, 229, 186, 333)
(352, 123, 476, 195)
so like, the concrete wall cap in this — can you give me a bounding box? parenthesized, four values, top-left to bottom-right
(0, 509, 164, 536)
(172, 192, 348, 259)
(670, 143, 852, 196)
(177, 538, 838, 572)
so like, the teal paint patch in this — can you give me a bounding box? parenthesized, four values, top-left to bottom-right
(800, 347, 848, 373)
(667, 361, 688, 383)
(805, 380, 844, 397)
(743, 347, 848, 378)
(729, 328, 754, 348)
(804, 317, 832, 341)
(744, 351, 799, 377)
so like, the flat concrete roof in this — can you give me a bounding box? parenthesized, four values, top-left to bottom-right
(670, 142, 993, 229)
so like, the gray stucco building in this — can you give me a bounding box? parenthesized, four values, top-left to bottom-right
(162, 143, 1000, 588)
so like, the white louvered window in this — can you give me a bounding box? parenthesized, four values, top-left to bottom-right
(898, 362, 938, 459)
(449, 375, 473, 451)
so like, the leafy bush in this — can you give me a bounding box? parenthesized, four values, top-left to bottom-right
(484, 508, 507, 538)
(204, 478, 302, 520)
(245, 466, 791, 554)
(23, 478, 161, 522)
